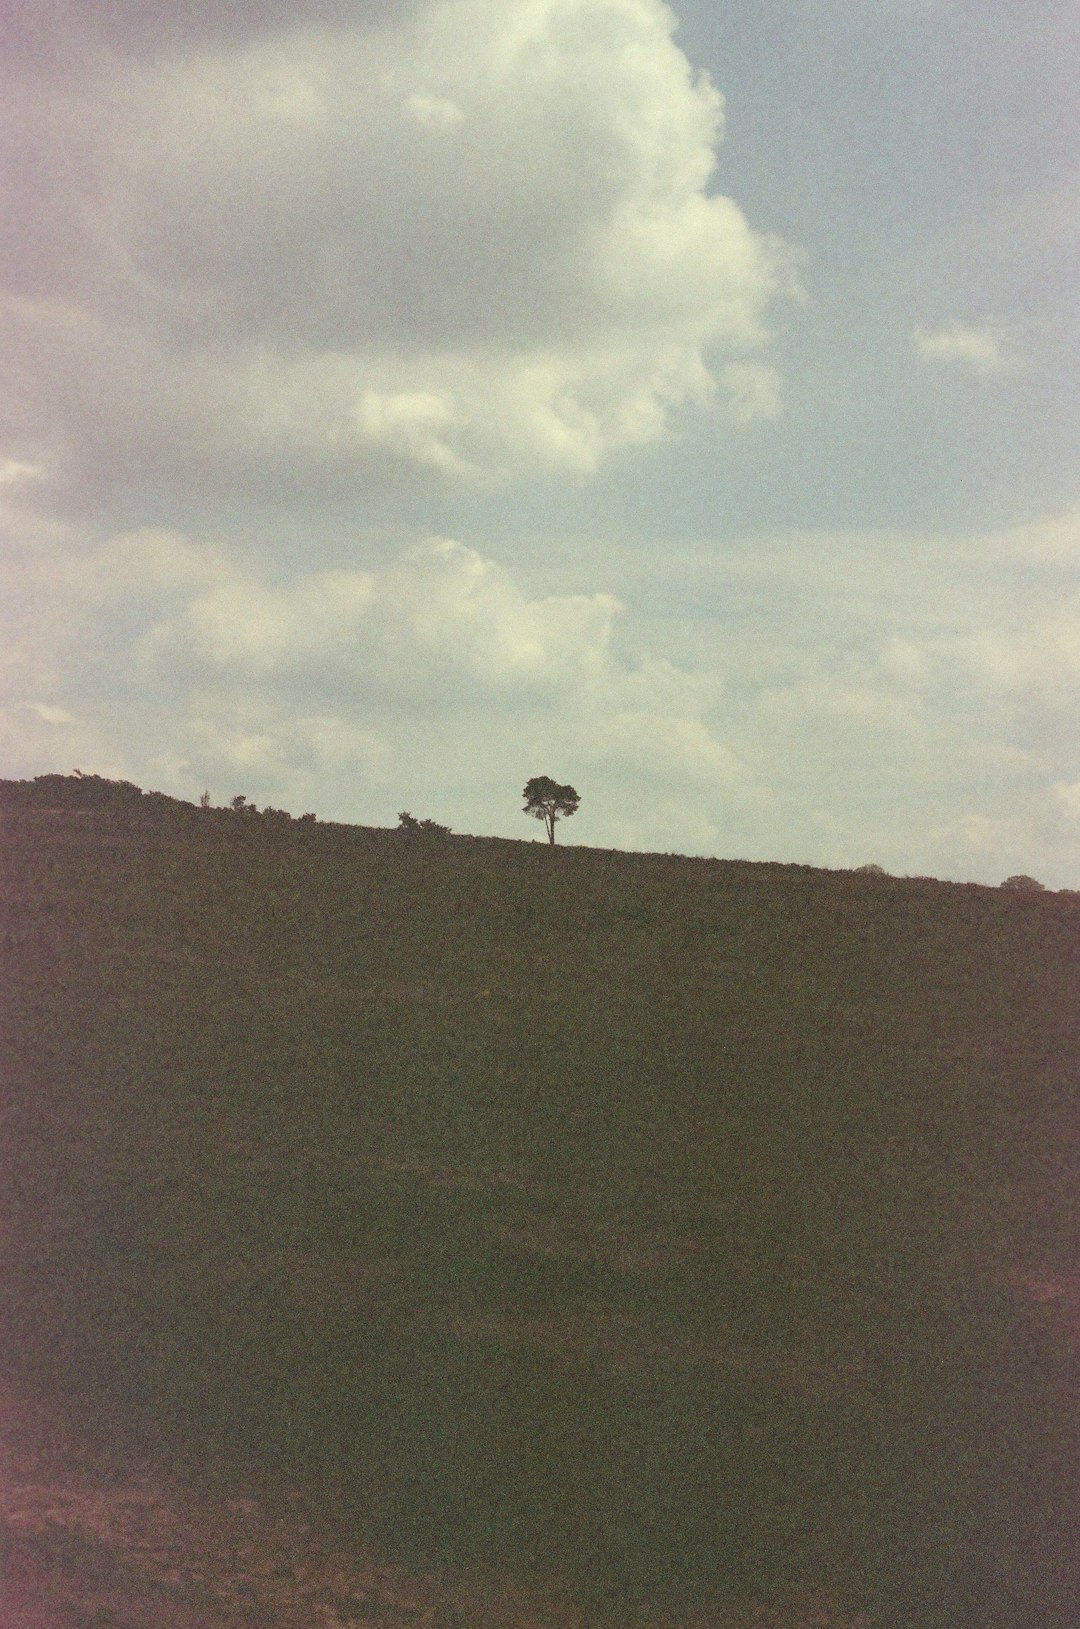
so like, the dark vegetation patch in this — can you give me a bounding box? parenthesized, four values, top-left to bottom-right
(1, 779, 1079, 1625)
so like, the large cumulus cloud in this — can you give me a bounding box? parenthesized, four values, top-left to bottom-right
(0, 0, 793, 505)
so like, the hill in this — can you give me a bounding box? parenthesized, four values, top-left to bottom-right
(1, 779, 1078, 1626)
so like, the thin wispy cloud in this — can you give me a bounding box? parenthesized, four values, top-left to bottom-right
(913, 321, 1018, 376)
(25, 702, 77, 727)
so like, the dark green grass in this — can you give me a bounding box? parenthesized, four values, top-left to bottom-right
(2, 801, 1078, 1624)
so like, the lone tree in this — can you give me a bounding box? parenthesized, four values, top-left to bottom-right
(523, 775, 579, 844)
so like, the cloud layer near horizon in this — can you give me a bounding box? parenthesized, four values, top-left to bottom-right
(6, 498, 1080, 884)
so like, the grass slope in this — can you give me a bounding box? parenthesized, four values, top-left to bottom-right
(2, 792, 1078, 1625)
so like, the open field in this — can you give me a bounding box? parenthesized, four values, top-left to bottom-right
(2, 787, 1078, 1625)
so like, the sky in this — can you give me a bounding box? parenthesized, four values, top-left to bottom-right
(2, 0, 1078, 884)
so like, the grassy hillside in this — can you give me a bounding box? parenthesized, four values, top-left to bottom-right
(2, 785, 1078, 1625)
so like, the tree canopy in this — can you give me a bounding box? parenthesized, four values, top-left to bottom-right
(522, 776, 580, 844)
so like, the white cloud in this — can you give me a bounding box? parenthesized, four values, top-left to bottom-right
(913, 320, 1018, 375)
(403, 90, 466, 131)
(138, 535, 622, 698)
(25, 702, 77, 726)
(186, 712, 391, 789)
(878, 637, 933, 686)
(181, 569, 376, 675)
(0, 0, 794, 500)
(0, 459, 41, 487)
(369, 537, 622, 689)
(77, 529, 228, 603)
(993, 507, 1080, 564)
(585, 707, 755, 789)
(1053, 782, 1080, 823)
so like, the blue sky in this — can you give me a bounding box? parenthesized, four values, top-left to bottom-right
(2, 0, 1078, 882)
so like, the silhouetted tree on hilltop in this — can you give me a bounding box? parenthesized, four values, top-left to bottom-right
(523, 776, 579, 844)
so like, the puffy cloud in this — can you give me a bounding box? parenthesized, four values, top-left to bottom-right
(587, 708, 761, 793)
(73, 529, 228, 604)
(140, 536, 622, 701)
(0, 0, 794, 505)
(185, 711, 391, 787)
(913, 320, 1018, 375)
(180, 569, 376, 677)
(367, 538, 623, 693)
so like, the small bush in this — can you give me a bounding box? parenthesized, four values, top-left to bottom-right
(397, 810, 452, 838)
(1000, 874, 1045, 891)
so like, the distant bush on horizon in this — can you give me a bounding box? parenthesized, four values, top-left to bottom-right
(397, 810, 452, 839)
(0, 774, 327, 828)
(1000, 874, 1046, 891)
(0, 771, 160, 810)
